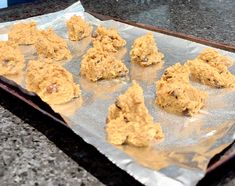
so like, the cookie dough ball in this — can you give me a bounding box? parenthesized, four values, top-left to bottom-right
(35, 29, 71, 61)
(130, 33, 164, 66)
(156, 63, 207, 116)
(197, 48, 233, 72)
(186, 48, 235, 88)
(8, 22, 39, 45)
(67, 15, 92, 41)
(106, 81, 164, 147)
(92, 26, 126, 53)
(187, 59, 235, 88)
(26, 60, 81, 105)
(80, 47, 128, 81)
(0, 41, 24, 75)
(157, 80, 207, 116)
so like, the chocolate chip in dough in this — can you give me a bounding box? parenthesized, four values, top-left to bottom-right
(170, 91, 178, 99)
(183, 108, 191, 117)
(115, 100, 121, 109)
(2, 59, 9, 66)
(124, 116, 129, 123)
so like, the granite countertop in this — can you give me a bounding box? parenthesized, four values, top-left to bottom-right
(0, 0, 234, 186)
(82, 0, 235, 46)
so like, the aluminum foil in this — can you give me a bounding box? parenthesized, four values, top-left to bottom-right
(0, 2, 235, 186)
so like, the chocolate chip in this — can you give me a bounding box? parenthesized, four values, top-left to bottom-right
(46, 83, 58, 94)
(164, 70, 169, 75)
(110, 36, 115, 40)
(124, 116, 129, 123)
(182, 108, 190, 117)
(213, 79, 224, 88)
(169, 91, 178, 99)
(2, 59, 9, 66)
(164, 75, 172, 80)
(217, 85, 224, 89)
(115, 100, 121, 109)
(91, 55, 96, 60)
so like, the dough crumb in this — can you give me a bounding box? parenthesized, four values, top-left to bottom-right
(35, 29, 71, 61)
(80, 47, 128, 81)
(67, 15, 92, 41)
(106, 81, 164, 147)
(8, 22, 39, 45)
(187, 48, 235, 88)
(156, 63, 207, 116)
(130, 33, 164, 66)
(0, 41, 24, 75)
(92, 26, 126, 53)
(26, 60, 81, 105)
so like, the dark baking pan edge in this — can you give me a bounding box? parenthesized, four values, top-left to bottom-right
(0, 78, 67, 128)
(0, 12, 235, 181)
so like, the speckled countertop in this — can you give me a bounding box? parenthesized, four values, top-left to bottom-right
(0, 0, 234, 186)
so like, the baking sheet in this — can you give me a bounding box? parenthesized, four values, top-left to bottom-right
(0, 2, 235, 186)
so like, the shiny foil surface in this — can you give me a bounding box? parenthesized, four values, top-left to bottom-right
(0, 2, 235, 186)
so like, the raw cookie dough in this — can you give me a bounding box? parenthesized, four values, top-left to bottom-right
(197, 48, 233, 72)
(187, 48, 235, 88)
(80, 47, 128, 81)
(156, 63, 207, 116)
(130, 33, 164, 66)
(26, 60, 81, 105)
(8, 22, 39, 45)
(106, 81, 164, 147)
(0, 41, 24, 75)
(92, 26, 126, 53)
(35, 29, 71, 61)
(67, 15, 92, 41)
(187, 59, 235, 88)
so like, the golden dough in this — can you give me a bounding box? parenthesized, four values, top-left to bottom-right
(160, 62, 189, 83)
(0, 41, 24, 75)
(106, 81, 164, 147)
(197, 48, 233, 72)
(156, 63, 207, 116)
(26, 60, 81, 105)
(187, 59, 235, 88)
(187, 48, 235, 88)
(35, 29, 71, 61)
(92, 26, 126, 52)
(8, 22, 39, 45)
(80, 47, 128, 81)
(130, 33, 164, 66)
(67, 15, 92, 41)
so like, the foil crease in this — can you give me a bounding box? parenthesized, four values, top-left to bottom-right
(0, 2, 235, 186)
